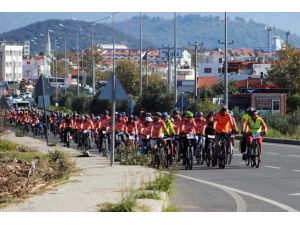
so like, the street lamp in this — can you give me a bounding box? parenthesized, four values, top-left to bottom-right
(59, 23, 67, 93)
(218, 12, 234, 107)
(90, 15, 112, 96)
(188, 41, 203, 100)
(76, 28, 82, 96)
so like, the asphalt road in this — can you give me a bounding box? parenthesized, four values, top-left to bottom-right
(171, 142, 300, 212)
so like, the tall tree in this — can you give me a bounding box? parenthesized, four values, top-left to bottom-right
(115, 61, 139, 96)
(267, 46, 300, 94)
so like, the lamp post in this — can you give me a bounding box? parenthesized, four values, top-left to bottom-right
(90, 16, 112, 96)
(108, 12, 119, 166)
(218, 12, 234, 106)
(76, 29, 82, 96)
(58, 23, 67, 93)
(139, 12, 143, 97)
(174, 12, 177, 104)
(188, 41, 203, 100)
(286, 31, 290, 46)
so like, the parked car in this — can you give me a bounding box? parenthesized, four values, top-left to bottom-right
(13, 95, 23, 103)
(13, 101, 31, 109)
(23, 92, 32, 98)
(19, 93, 25, 99)
(4, 94, 13, 101)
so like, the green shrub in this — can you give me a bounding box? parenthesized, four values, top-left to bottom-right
(146, 172, 174, 196)
(47, 150, 75, 174)
(189, 98, 219, 116)
(99, 192, 137, 212)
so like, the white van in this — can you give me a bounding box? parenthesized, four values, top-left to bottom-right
(13, 101, 31, 109)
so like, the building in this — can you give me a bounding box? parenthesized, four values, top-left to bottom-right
(0, 43, 23, 82)
(22, 54, 51, 81)
(23, 40, 30, 57)
(198, 54, 223, 76)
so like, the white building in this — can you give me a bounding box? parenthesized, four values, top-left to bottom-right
(23, 40, 30, 57)
(272, 36, 283, 51)
(198, 54, 223, 76)
(98, 44, 128, 50)
(252, 63, 271, 76)
(0, 44, 23, 82)
(23, 55, 51, 81)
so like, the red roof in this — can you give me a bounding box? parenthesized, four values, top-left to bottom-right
(236, 78, 261, 88)
(197, 76, 219, 88)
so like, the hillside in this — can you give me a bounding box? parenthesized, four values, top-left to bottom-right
(115, 14, 300, 49)
(0, 19, 154, 54)
(1, 15, 300, 53)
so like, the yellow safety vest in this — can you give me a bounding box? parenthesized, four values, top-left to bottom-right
(248, 117, 262, 134)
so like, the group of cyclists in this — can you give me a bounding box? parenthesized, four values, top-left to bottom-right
(4, 104, 268, 169)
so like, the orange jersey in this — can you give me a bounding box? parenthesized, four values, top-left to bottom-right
(150, 119, 168, 138)
(139, 123, 152, 139)
(215, 112, 233, 133)
(181, 119, 196, 134)
(195, 117, 207, 134)
(80, 120, 94, 130)
(173, 116, 182, 135)
(115, 118, 126, 132)
(125, 122, 137, 134)
(99, 116, 111, 130)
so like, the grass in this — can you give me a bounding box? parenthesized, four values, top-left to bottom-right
(145, 171, 175, 196)
(162, 205, 179, 212)
(98, 171, 175, 212)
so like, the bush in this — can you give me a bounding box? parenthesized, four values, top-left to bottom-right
(146, 172, 174, 196)
(71, 94, 93, 114)
(47, 150, 75, 175)
(189, 98, 220, 116)
(287, 94, 300, 113)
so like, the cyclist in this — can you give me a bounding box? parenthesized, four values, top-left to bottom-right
(241, 107, 254, 159)
(115, 112, 127, 143)
(215, 105, 234, 162)
(195, 112, 207, 163)
(62, 114, 73, 146)
(180, 111, 196, 164)
(243, 109, 268, 162)
(162, 112, 175, 157)
(139, 116, 152, 155)
(125, 115, 138, 146)
(80, 115, 94, 149)
(149, 112, 169, 155)
(97, 110, 111, 153)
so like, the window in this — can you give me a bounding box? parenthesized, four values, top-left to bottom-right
(204, 68, 212, 73)
(218, 68, 222, 73)
(219, 58, 223, 63)
(27, 61, 30, 64)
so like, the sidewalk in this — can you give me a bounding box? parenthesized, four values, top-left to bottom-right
(0, 131, 158, 212)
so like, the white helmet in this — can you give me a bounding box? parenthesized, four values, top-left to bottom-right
(145, 117, 153, 122)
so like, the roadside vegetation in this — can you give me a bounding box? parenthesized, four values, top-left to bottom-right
(0, 139, 75, 208)
(98, 171, 175, 212)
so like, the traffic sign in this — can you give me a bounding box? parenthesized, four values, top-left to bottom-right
(175, 94, 190, 109)
(34, 74, 54, 97)
(98, 75, 129, 100)
(38, 95, 51, 108)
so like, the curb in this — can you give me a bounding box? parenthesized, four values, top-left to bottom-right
(235, 135, 300, 146)
(135, 192, 169, 212)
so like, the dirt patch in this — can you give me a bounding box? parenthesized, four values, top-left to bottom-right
(0, 147, 75, 207)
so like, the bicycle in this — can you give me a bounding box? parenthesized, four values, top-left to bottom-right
(245, 133, 263, 168)
(195, 134, 205, 165)
(182, 134, 195, 170)
(206, 134, 216, 167)
(98, 130, 110, 157)
(216, 133, 230, 169)
(79, 129, 91, 157)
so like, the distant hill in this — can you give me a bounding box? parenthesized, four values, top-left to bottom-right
(1, 15, 300, 54)
(114, 14, 300, 49)
(0, 19, 154, 54)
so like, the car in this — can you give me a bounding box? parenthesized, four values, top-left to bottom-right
(23, 92, 32, 98)
(19, 93, 25, 99)
(12, 101, 30, 109)
(13, 96, 23, 103)
(4, 94, 13, 101)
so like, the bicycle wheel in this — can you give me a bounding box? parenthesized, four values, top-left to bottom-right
(66, 132, 70, 148)
(163, 148, 169, 169)
(195, 146, 200, 165)
(189, 147, 193, 170)
(254, 145, 260, 168)
(185, 148, 189, 170)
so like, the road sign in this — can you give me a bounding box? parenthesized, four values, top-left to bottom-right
(34, 74, 54, 97)
(175, 94, 190, 109)
(0, 96, 9, 109)
(98, 75, 129, 100)
(38, 95, 51, 108)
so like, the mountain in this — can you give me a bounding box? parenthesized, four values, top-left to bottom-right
(0, 19, 154, 54)
(114, 14, 300, 49)
(1, 15, 300, 54)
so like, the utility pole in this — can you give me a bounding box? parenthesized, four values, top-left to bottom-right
(139, 12, 143, 97)
(91, 24, 96, 96)
(173, 12, 177, 104)
(188, 41, 203, 100)
(77, 31, 80, 96)
(64, 35, 67, 93)
(286, 31, 290, 46)
(218, 12, 234, 107)
(266, 26, 272, 54)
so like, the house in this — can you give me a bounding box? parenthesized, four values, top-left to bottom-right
(0, 43, 23, 82)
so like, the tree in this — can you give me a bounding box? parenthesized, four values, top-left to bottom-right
(212, 80, 239, 96)
(116, 61, 139, 96)
(267, 46, 300, 94)
(134, 76, 174, 113)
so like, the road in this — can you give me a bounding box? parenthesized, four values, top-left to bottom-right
(171, 142, 300, 212)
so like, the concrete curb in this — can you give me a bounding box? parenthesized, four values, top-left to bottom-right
(135, 192, 169, 212)
(235, 135, 300, 146)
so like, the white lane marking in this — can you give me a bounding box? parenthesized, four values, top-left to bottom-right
(222, 189, 247, 212)
(175, 173, 297, 212)
(265, 152, 279, 155)
(288, 155, 300, 158)
(288, 193, 300, 196)
(264, 142, 300, 149)
(292, 170, 300, 173)
(264, 166, 281, 169)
